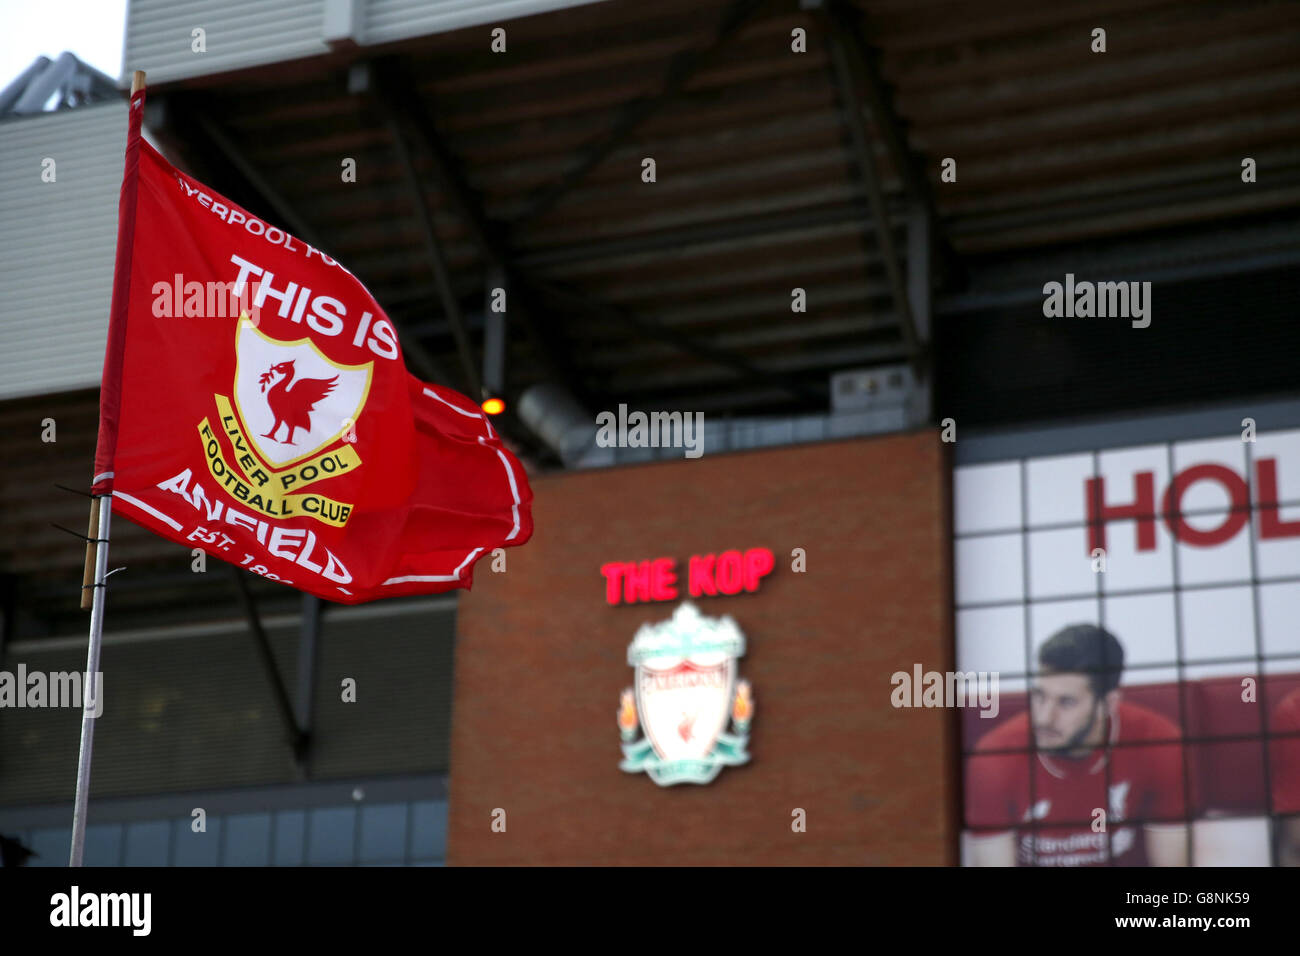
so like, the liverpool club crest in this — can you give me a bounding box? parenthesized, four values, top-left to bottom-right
(617, 602, 753, 786)
(233, 319, 373, 468)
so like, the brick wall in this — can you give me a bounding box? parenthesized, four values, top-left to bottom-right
(448, 430, 955, 864)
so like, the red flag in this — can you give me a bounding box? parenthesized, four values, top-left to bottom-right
(92, 87, 532, 603)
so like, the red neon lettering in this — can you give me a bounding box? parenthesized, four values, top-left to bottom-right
(650, 557, 678, 601)
(608, 550, 772, 602)
(625, 560, 655, 603)
(743, 547, 775, 591)
(689, 554, 717, 597)
(601, 559, 679, 604)
(715, 550, 744, 595)
(601, 562, 629, 605)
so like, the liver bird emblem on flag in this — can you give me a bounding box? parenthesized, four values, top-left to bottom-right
(235, 320, 372, 468)
(258, 363, 336, 443)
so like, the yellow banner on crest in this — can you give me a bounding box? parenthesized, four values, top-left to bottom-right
(197, 419, 354, 527)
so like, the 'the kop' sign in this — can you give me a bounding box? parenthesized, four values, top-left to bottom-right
(601, 548, 775, 605)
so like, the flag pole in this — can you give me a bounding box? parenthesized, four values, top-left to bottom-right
(70, 68, 146, 867)
(69, 487, 112, 866)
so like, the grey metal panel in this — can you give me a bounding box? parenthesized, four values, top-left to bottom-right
(120, 0, 616, 85)
(0, 599, 455, 805)
(308, 604, 457, 779)
(0, 774, 447, 829)
(566, 407, 925, 468)
(363, 0, 613, 45)
(0, 103, 126, 401)
(122, 0, 329, 86)
(0, 624, 301, 805)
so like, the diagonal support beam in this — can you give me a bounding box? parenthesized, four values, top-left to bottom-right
(821, 10, 924, 375)
(230, 567, 310, 768)
(196, 113, 326, 250)
(295, 593, 321, 743)
(367, 61, 592, 406)
(511, 0, 767, 225)
(370, 61, 508, 270)
(824, 2, 935, 217)
(826, 0, 955, 346)
(381, 104, 483, 398)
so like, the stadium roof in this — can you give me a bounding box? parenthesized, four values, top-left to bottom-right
(3, 0, 1299, 632)
(134, 0, 1300, 437)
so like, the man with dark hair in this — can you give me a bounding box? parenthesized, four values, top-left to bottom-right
(966, 623, 1188, 866)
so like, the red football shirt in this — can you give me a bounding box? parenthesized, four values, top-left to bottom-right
(966, 700, 1185, 866)
(1271, 688, 1300, 815)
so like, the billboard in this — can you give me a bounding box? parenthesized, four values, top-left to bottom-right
(956, 423, 1300, 866)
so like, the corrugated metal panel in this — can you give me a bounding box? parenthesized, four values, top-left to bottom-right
(364, 0, 614, 45)
(0, 599, 456, 805)
(0, 625, 300, 805)
(309, 607, 457, 778)
(122, 0, 328, 85)
(119, 0, 617, 85)
(0, 103, 125, 402)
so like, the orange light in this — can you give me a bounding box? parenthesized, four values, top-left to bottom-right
(618, 689, 638, 732)
(733, 680, 753, 723)
(481, 397, 506, 415)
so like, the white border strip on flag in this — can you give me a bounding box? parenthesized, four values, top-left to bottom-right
(485, 441, 522, 541)
(113, 491, 183, 530)
(383, 547, 484, 585)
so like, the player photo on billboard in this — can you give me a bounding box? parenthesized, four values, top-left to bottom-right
(964, 624, 1188, 866)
